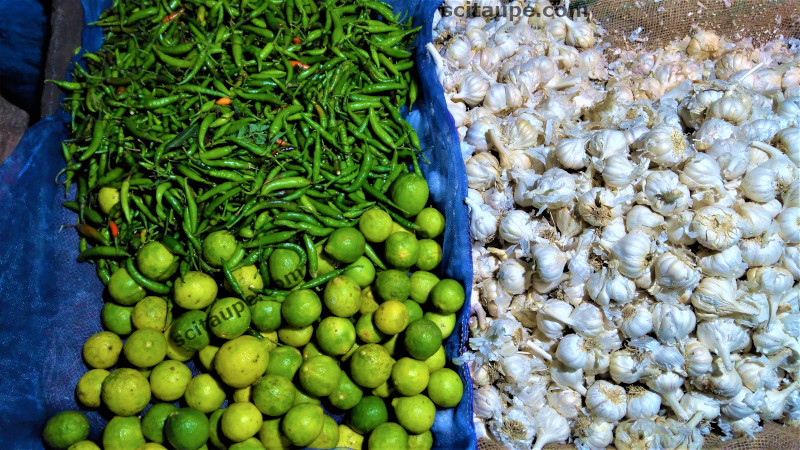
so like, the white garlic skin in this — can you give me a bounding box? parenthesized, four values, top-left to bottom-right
(586, 380, 627, 422)
(619, 303, 653, 339)
(652, 251, 700, 292)
(625, 386, 662, 420)
(741, 166, 778, 202)
(777, 207, 800, 244)
(643, 170, 691, 215)
(684, 338, 714, 377)
(690, 205, 743, 251)
(651, 302, 696, 345)
(637, 125, 689, 166)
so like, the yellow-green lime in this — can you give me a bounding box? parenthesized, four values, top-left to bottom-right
(207, 297, 251, 339)
(163, 324, 196, 362)
(260, 331, 278, 353)
(423, 346, 446, 373)
(102, 302, 133, 336)
(108, 268, 146, 306)
(98, 186, 120, 214)
(358, 209, 393, 243)
(102, 416, 145, 450)
(323, 275, 362, 317)
(391, 358, 430, 396)
(134, 442, 168, 449)
(165, 407, 210, 450)
(131, 296, 170, 331)
(367, 422, 409, 450)
(381, 334, 400, 358)
(281, 404, 324, 447)
(136, 242, 178, 281)
(269, 248, 306, 289)
(343, 256, 376, 288)
(423, 311, 457, 339)
(292, 388, 321, 406)
(75, 369, 109, 408)
(170, 310, 210, 352)
(67, 441, 101, 450)
(258, 419, 292, 450)
(355, 312, 385, 344)
(374, 300, 409, 335)
(316, 317, 356, 355)
(173, 271, 218, 310)
(374, 270, 410, 302)
(226, 265, 264, 299)
(324, 227, 366, 263)
(277, 324, 314, 347)
(229, 437, 266, 450)
(141, 402, 178, 444)
(409, 271, 439, 305)
(303, 342, 323, 360)
(184, 374, 226, 413)
(42, 411, 89, 449)
(390, 172, 429, 217)
(403, 319, 442, 360)
(312, 244, 336, 278)
(414, 207, 445, 239)
(207, 409, 227, 450)
(391, 221, 414, 235)
(202, 230, 238, 267)
(359, 286, 380, 314)
(233, 386, 252, 403)
(149, 360, 191, 401)
(281, 289, 321, 327)
(250, 300, 281, 331)
(266, 346, 303, 380)
(123, 327, 167, 368)
(384, 232, 420, 269)
(371, 380, 394, 398)
(402, 300, 424, 324)
(308, 414, 340, 449)
(197, 345, 218, 371)
(350, 344, 394, 389)
(427, 368, 463, 408)
(348, 396, 388, 433)
(415, 239, 442, 271)
(221, 402, 263, 442)
(101, 368, 150, 416)
(430, 279, 465, 314)
(392, 395, 436, 434)
(328, 372, 363, 410)
(299, 355, 342, 396)
(252, 374, 295, 416)
(83, 331, 123, 369)
(337, 424, 365, 450)
(408, 431, 434, 450)
(214, 335, 269, 388)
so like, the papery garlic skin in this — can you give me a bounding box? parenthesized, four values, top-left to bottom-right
(625, 386, 662, 420)
(586, 380, 627, 422)
(691, 206, 743, 251)
(637, 125, 690, 166)
(642, 171, 691, 215)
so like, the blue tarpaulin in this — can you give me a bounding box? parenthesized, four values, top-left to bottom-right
(0, 1, 475, 448)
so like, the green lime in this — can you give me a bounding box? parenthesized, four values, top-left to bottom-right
(414, 208, 445, 239)
(359, 209, 393, 243)
(292, 388, 321, 406)
(163, 324, 196, 362)
(142, 403, 178, 444)
(423, 346, 446, 373)
(391, 221, 414, 235)
(149, 360, 192, 401)
(428, 368, 463, 408)
(355, 312, 385, 344)
(123, 327, 167, 368)
(299, 354, 342, 396)
(423, 311, 457, 339)
(165, 407, 210, 450)
(253, 374, 296, 416)
(403, 300, 424, 324)
(415, 240, 442, 271)
(430, 279, 465, 314)
(303, 342, 323, 360)
(98, 186, 120, 215)
(359, 286, 380, 314)
(374, 300, 409, 335)
(184, 374, 226, 413)
(409, 272, 439, 305)
(133, 443, 167, 450)
(337, 424, 365, 450)
(131, 296, 171, 331)
(277, 325, 314, 347)
(325, 227, 366, 263)
(382, 334, 400, 357)
(83, 331, 123, 369)
(374, 270, 411, 302)
(250, 300, 282, 332)
(226, 265, 264, 299)
(102, 416, 145, 450)
(404, 319, 443, 360)
(101, 368, 150, 416)
(203, 230, 238, 267)
(316, 317, 357, 356)
(221, 402, 263, 442)
(258, 419, 292, 450)
(102, 302, 133, 336)
(350, 344, 394, 389)
(75, 369, 109, 408)
(391, 358, 430, 396)
(308, 414, 340, 449)
(390, 173, 429, 217)
(408, 430, 434, 450)
(260, 331, 279, 353)
(171, 310, 210, 352)
(384, 232, 420, 269)
(344, 256, 376, 288)
(108, 268, 146, 305)
(312, 244, 337, 278)
(348, 396, 388, 433)
(214, 335, 269, 388)
(197, 345, 218, 371)
(328, 372, 364, 410)
(234, 386, 252, 403)
(173, 271, 218, 310)
(207, 297, 251, 339)
(266, 346, 303, 380)
(281, 289, 322, 327)
(269, 248, 306, 289)
(229, 437, 266, 450)
(42, 411, 89, 449)
(208, 409, 228, 450)
(66, 441, 100, 450)
(368, 422, 409, 450)
(392, 395, 436, 434)
(136, 242, 178, 281)
(281, 404, 324, 447)
(323, 275, 362, 317)
(371, 380, 394, 398)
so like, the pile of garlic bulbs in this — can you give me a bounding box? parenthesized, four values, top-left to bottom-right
(432, 2, 800, 449)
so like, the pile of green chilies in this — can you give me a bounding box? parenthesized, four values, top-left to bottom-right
(54, 0, 425, 292)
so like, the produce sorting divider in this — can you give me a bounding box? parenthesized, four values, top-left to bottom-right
(0, 0, 476, 448)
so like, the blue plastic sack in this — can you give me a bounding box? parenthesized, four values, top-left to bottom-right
(0, 0, 48, 114)
(0, 1, 475, 448)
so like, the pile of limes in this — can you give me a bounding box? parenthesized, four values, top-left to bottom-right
(44, 172, 465, 450)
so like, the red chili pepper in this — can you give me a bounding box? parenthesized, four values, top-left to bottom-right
(109, 220, 119, 239)
(215, 97, 232, 105)
(116, 86, 126, 96)
(292, 37, 302, 44)
(289, 60, 310, 70)
(162, 7, 185, 22)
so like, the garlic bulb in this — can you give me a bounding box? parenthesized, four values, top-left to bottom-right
(466, 115, 502, 151)
(683, 339, 713, 377)
(619, 303, 653, 339)
(636, 125, 690, 166)
(642, 171, 691, 215)
(452, 72, 490, 106)
(525, 168, 577, 211)
(741, 166, 778, 202)
(586, 380, 627, 422)
(577, 187, 626, 227)
(707, 96, 748, 124)
(573, 416, 614, 450)
(625, 386, 662, 420)
(483, 82, 523, 114)
(531, 406, 570, 450)
(778, 207, 800, 244)
(645, 370, 689, 420)
(679, 391, 721, 421)
(531, 243, 567, 285)
(697, 245, 748, 278)
(626, 205, 665, 233)
(706, 138, 750, 180)
(652, 251, 700, 293)
(497, 258, 529, 295)
(651, 302, 696, 345)
(466, 189, 499, 242)
(597, 153, 649, 188)
(466, 152, 501, 190)
(696, 319, 750, 371)
(691, 277, 760, 319)
(546, 387, 582, 420)
(679, 153, 725, 193)
(554, 136, 589, 169)
(550, 361, 587, 396)
(609, 349, 649, 384)
(686, 30, 721, 61)
(690, 206, 743, 251)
